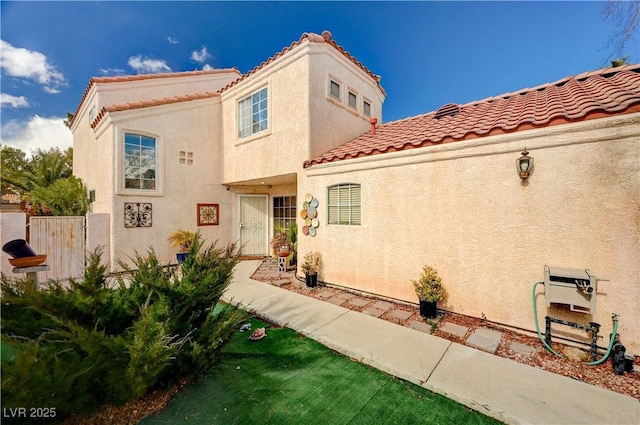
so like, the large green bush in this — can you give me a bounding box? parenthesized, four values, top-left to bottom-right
(1, 234, 246, 421)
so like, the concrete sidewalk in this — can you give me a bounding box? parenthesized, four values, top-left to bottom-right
(221, 261, 640, 425)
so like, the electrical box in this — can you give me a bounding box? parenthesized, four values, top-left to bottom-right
(544, 265, 596, 314)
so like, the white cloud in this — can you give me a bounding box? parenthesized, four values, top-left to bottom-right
(0, 115, 72, 156)
(191, 46, 211, 63)
(202, 64, 214, 70)
(167, 36, 179, 45)
(99, 67, 127, 76)
(128, 55, 172, 74)
(0, 40, 65, 93)
(1, 93, 29, 108)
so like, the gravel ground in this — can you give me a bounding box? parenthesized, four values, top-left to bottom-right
(256, 264, 639, 402)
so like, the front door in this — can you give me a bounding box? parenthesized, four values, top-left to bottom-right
(239, 195, 268, 256)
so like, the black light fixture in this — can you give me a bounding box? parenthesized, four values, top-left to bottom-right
(516, 148, 533, 180)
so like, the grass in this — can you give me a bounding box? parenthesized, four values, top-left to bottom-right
(142, 317, 502, 425)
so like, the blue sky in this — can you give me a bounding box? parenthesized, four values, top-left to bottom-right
(1, 1, 637, 155)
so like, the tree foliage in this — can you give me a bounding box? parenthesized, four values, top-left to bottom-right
(1, 236, 246, 421)
(30, 176, 89, 216)
(603, 0, 640, 60)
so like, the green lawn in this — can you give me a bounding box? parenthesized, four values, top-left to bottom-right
(142, 317, 502, 425)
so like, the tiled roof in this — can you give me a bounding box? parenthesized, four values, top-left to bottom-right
(304, 64, 640, 168)
(90, 91, 223, 129)
(70, 68, 239, 128)
(219, 30, 384, 95)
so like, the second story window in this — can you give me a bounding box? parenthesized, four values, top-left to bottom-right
(348, 91, 357, 109)
(124, 133, 156, 190)
(329, 80, 341, 100)
(363, 100, 371, 117)
(238, 87, 268, 138)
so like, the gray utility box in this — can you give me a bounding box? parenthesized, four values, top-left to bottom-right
(544, 265, 596, 314)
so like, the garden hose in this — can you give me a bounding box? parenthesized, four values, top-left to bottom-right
(531, 281, 619, 364)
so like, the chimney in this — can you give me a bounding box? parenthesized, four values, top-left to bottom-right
(370, 117, 378, 135)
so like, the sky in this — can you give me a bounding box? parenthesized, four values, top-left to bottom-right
(1, 1, 638, 155)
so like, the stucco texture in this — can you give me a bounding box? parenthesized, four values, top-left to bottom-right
(299, 115, 640, 352)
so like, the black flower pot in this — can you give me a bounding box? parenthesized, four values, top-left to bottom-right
(305, 273, 318, 288)
(176, 252, 187, 263)
(419, 300, 437, 318)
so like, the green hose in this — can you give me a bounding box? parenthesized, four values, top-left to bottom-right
(531, 281, 619, 364)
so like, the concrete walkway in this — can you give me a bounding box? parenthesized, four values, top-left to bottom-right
(222, 261, 640, 425)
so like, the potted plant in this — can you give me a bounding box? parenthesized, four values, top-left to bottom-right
(167, 229, 198, 263)
(412, 265, 446, 319)
(301, 251, 321, 288)
(270, 228, 292, 258)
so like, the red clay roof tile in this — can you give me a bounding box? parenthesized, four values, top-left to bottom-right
(304, 64, 640, 168)
(71, 68, 239, 128)
(219, 31, 384, 95)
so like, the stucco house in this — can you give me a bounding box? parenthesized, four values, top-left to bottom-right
(70, 31, 640, 353)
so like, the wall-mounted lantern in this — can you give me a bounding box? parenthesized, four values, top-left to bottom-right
(516, 148, 533, 180)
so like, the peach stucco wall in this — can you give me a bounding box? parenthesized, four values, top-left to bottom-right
(75, 98, 234, 268)
(298, 114, 640, 352)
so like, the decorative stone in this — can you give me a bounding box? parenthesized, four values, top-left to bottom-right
(372, 300, 394, 311)
(509, 341, 538, 357)
(348, 298, 370, 307)
(440, 322, 469, 338)
(389, 310, 412, 321)
(563, 346, 589, 362)
(362, 307, 385, 318)
(325, 296, 346, 306)
(408, 321, 432, 334)
(465, 327, 502, 354)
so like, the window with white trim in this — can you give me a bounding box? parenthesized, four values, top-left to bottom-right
(348, 91, 357, 110)
(328, 184, 361, 225)
(238, 87, 268, 138)
(329, 80, 341, 100)
(124, 133, 156, 190)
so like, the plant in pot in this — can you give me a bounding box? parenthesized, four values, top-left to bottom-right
(412, 265, 446, 319)
(301, 251, 321, 288)
(167, 229, 198, 263)
(270, 228, 293, 259)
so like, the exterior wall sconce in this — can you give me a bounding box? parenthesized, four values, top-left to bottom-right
(516, 148, 534, 180)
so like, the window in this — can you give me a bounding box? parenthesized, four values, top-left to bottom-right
(238, 87, 268, 138)
(328, 184, 361, 225)
(274, 196, 296, 229)
(363, 100, 371, 117)
(329, 80, 341, 100)
(348, 91, 357, 109)
(124, 133, 156, 190)
(179, 150, 193, 165)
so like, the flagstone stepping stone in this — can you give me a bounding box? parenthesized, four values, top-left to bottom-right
(372, 300, 394, 311)
(271, 278, 290, 287)
(317, 289, 335, 299)
(389, 310, 412, 321)
(336, 292, 355, 301)
(466, 327, 502, 354)
(440, 322, 469, 338)
(348, 298, 370, 307)
(408, 321, 432, 334)
(325, 296, 346, 306)
(509, 341, 538, 357)
(362, 307, 385, 318)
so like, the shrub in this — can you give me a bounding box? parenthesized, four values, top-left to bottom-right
(0, 238, 246, 421)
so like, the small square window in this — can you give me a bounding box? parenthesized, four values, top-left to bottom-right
(363, 100, 371, 117)
(348, 91, 357, 109)
(330, 80, 341, 100)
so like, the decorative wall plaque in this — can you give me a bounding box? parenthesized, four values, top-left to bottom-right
(124, 203, 152, 228)
(197, 203, 219, 226)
